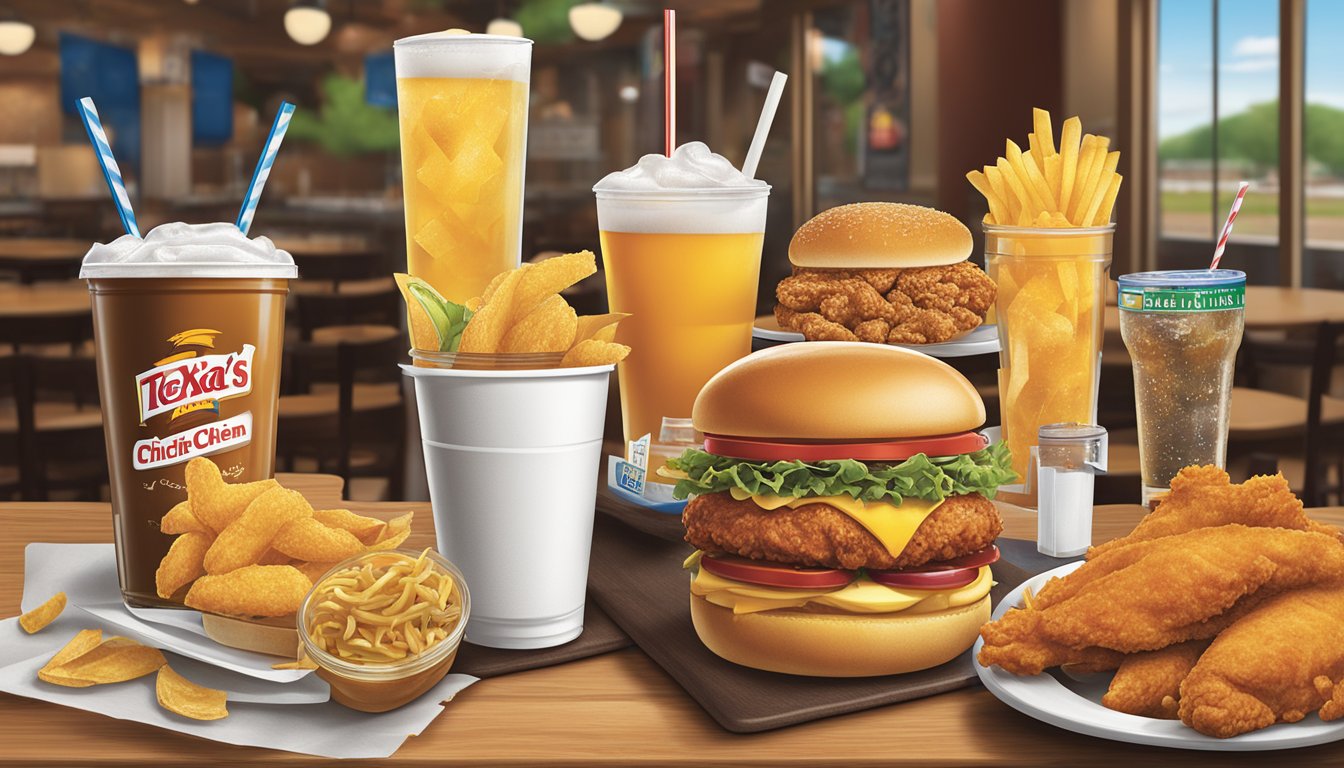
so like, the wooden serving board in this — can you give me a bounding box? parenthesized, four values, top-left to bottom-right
(588, 514, 1060, 733)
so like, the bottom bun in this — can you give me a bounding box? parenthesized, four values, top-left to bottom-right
(689, 591, 991, 677)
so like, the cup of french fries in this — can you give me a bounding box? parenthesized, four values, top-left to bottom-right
(967, 108, 1120, 492)
(399, 253, 619, 649)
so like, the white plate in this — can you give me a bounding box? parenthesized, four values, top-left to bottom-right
(975, 562, 1344, 751)
(752, 320, 1000, 359)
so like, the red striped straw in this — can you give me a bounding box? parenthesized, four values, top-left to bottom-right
(664, 9, 676, 157)
(1210, 181, 1250, 270)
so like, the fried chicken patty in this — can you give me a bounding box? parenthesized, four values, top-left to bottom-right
(682, 491, 1003, 570)
(774, 263, 997, 345)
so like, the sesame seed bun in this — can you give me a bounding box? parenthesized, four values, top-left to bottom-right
(690, 342, 986, 440)
(789, 202, 973, 269)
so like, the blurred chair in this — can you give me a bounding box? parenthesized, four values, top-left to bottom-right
(291, 247, 383, 291)
(290, 280, 402, 343)
(277, 332, 406, 500)
(11, 354, 106, 500)
(0, 355, 23, 499)
(1233, 322, 1344, 506)
(0, 309, 93, 354)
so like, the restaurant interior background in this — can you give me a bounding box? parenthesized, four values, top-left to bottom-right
(0, 0, 1340, 506)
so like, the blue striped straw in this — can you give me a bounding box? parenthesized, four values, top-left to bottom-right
(77, 97, 141, 239)
(235, 101, 296, 235)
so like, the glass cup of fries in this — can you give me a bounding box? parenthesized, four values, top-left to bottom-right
(968, 109, 1122, 504)
(986, 225, 1113, 501)
(300, 549, 469, 713)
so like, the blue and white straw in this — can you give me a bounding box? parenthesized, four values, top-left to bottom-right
(77, 97, 141, 239)
(235, 101, 296, 236)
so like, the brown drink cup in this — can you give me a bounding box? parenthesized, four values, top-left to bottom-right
(82, 223, 296, 608)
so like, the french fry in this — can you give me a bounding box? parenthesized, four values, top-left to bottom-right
(1021, 148, 1059, 213)
(985, 165, 1019, 224)
(996, 156, 1035, 224)
(1045, 154, 1061, 202)
(1027, 134, 1044, 175)
(1092, 172, 1123, 226)
(1058, 116, 1082, 214)
(1081, 151, 1120, 227)
(1005, 140, 1049, 217)
(966, 170, 1007, 224)
(1033, 107, 1057, 157)
(1067, 134, 1099, 221)
(1074, 145, 1116, 226)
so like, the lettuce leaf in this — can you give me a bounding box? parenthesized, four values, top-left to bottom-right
(665, 441, 1017, 504)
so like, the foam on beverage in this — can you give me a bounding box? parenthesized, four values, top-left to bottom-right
(81, 221, 297, 279)
(593, 142, 770, 234)
(394, 31, 531, 83)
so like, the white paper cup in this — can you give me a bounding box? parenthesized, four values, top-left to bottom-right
(401, 361, 615, 649)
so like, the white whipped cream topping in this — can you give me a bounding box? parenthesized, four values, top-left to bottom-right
(81, 221, 297, 279)
(593, 142, 767, 192)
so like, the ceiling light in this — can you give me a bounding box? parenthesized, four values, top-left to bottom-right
(0, 19, 35, 56)
(569, 2, 622, 42)
(486, 18, 522, 37)
(285, 0, 331, 46)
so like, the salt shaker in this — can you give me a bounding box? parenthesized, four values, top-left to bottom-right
(1036, 423, 1108, 557)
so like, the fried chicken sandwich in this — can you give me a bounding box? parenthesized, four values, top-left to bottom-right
(775, 202, 996, 344)
(663, 342, 1016, 677)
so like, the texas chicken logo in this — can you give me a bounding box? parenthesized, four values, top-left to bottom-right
(132, 329, 256, 470)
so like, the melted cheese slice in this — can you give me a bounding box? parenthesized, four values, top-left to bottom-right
(690, 564, 994, 615)
(727, 487, 944, 559)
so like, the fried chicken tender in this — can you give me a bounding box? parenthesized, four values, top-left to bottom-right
(774, 306, 857, 341)
(683, 491, 1002, 571)
(893, 262, 997, 315)
(977, 526, 1344, 676)
(774, 263, 995, 345)
(1102, 640, 1210, 719)
(1178, 585, 1344, 738)
(1316, 676, 1344, 722)
(1088, 465, 1340, 559)
(853, 318, 892, 343)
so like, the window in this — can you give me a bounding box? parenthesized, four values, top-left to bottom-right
(1156, 0, 1281, 283)
(1304, 0, 1344, 287)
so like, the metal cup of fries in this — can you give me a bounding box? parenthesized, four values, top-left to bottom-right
(968, 109, 1121, 505)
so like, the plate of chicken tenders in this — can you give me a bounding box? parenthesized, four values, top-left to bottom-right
(759, 202, 1001, 358)
(976, 465, 1344, 750)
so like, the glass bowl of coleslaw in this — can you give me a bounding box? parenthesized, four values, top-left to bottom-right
(298, 548, 470, 712)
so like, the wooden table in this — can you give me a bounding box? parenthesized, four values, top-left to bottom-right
(0, 283, 92, 347)
(0, 283, 89, 319)
(0, 238, 87, 284)
(3, 483, 1342, 766)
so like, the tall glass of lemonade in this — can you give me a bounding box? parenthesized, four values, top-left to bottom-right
(394, 32, 531, 303)
(594, 142, 770, 444)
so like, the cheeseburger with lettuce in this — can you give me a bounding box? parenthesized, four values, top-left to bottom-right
(663, 342, 1015, 677)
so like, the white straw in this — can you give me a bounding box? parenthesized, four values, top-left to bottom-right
(741, 71, 788, 180)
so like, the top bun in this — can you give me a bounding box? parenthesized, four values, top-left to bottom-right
(692, 342, 986, 440)
(789, 202, 973, 269)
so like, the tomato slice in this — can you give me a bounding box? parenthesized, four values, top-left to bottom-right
(868, 567, 981, 590)
(702, 432, 989, 463)
(866, 546, 1000, 590)
(699, 553, 856, 590)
